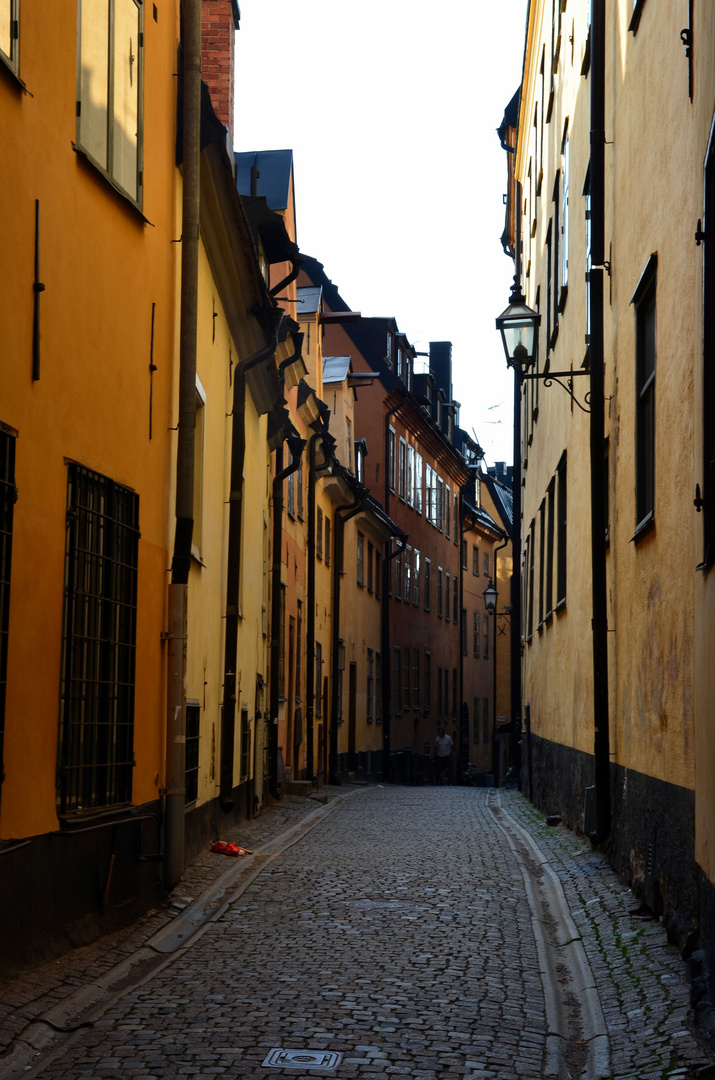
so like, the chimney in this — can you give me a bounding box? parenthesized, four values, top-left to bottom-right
(201, 0, 240, 143)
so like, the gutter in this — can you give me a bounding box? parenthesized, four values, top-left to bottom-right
(165, 0, 201, 891)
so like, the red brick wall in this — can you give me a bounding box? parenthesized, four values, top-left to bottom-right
(201, 0, 238, 141)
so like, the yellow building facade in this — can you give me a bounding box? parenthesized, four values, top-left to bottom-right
(509, 0, 715, 989)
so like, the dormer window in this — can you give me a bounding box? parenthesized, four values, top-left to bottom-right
(386, 330, 394, 368)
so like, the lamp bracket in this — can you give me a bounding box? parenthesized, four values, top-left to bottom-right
(521, 369, 591, 413)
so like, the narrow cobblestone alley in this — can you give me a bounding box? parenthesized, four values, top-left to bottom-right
(2, 788, 714, 1080)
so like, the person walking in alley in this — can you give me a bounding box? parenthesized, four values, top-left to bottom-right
(435, 726, 454, 785)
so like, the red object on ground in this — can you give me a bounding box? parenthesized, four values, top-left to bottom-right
(210, 841, 253, 857)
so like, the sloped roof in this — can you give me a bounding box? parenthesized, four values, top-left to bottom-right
(323, 356, 351, 383)
(234, 149, 293, 210)
(297, 285, 322, 315)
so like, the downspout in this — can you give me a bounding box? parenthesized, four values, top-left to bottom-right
(221, 343, 277, 814)
(305, 426, 332, 783)
(511, 180, 524, 784)
(269, 429, 306, 797)
(491, 535, 509, 786)
(589, 0, 611, 843)
(165, 0, 201, 891)
(381, 392, 406, 782)
(330, 487, 368, 783)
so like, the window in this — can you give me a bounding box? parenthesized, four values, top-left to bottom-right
(473, 545, 479, 576)
(483, 698, 491, 742)
(545, 220, 553, 354)
(484, 551, 490, 577)
(546, 478, 555, 619)
(193, 382, 205, 554)
(556, 453, 567, 607)
(367, 541, 374, 593)
(561, 124, 570, 293)
(632, 254, 657, 535)
(527, 519, 536, 640)
(393, 647, 402, 712)
(345, 417, 352, 472)
(403, 649, 410, 710)
(437, 567, 443, 617)
(412, 649, 420, 705)
(296, 600, 302, 703)
(425, 464, 433, 523)
(538, 500, 546, 626)
(461, 539, 467, 570)
(240, 706, 249, 780)
(407, 445, 415, 507)
(375, 653, 382, 722)
(76, 0, 144, 207)
(57, 464, 139, 814)
(287, 469, 295, 518)
(185, 702, 200, 804)
(279, 584, 286, 696)
(445, 572, 450, 622)
(317, 506, 323, 559)
(474, 698, 480, 744)
(395, 548, 402, 599)
(452, 670, 457, 722)
(424, 651, 431, 711)
(412, 548, 420, 605)
(473, 611, 480, 657)
(436, 477, 444, 530)
(315, 642, 322, 717)
(461, 609, 467, 656)
(453, 576, 458, 623)
(552, 172, 561, 338)
(367, 649, 374, 722)
(398, 438, 407, 500)
(357, 531, 364, 585)
(415, 453, 423, 513)
(703, 132, 715, 564)
(445, 484, 451, 537)
(324, 515, 331, 567)
(454, 493, 459, 544)
(297, 462, 304, 519)
(484, 616, 489, 659)
(424, 558, 431, 611)
(388, 427, 396, 492)
(0, 429, 16, 801)
(437, 665, 443, 719)
(375, 551, 382, 599)
(402, 545, 411, 601)
(0, 0, 18, 75)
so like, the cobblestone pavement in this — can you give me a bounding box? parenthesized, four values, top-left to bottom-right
(2, 786, 714, 1080)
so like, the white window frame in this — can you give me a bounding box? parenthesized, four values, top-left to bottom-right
(0, 0, 19, 75)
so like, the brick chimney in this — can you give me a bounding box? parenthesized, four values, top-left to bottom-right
(201, 0, 240, 143)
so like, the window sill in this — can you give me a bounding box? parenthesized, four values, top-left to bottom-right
(555, 597, 566, 614)
(629, 0, 647, 34)
(73, 144, 146, 221)
(0, 53, 27, 91)
(558, 285, 568, 314)
(631, 511, 655, 545)
(550, 324, 560, 351)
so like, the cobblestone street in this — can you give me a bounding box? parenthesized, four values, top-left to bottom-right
(2, 787, 714, 1080)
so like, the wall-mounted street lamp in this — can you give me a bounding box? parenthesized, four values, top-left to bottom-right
(496, 280, 540, 370)
(483, 578, 498, 614)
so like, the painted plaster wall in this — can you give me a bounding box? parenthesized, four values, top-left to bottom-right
(0, 4, 179, 837)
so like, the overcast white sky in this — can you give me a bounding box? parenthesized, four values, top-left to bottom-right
(234, 0, 528, 466)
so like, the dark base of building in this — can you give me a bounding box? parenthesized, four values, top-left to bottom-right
(0, 780, 257, 989)
(526, 732, 715, 1022)
(0, 799, 165, 988)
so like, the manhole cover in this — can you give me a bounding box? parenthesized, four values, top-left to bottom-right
(262, 1049, 343, 1070)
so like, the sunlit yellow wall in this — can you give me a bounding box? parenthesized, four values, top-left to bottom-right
(516, 0, 712, 807)
(0, 4, 179, 837)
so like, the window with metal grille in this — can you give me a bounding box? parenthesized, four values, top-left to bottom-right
(185, 702, 200, 804)
(0, 429, 16, 812)
(57, 464, 139, 814)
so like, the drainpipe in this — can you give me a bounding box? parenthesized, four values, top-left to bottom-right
(221, 343, 277, 815)
(381, 392, 406, 782)
(491, 535, 509, 786)
(165, 0, 201, 891)
(330, 486, 368, 783)
(589, 0, 611, 843)
(305, 426, 332, 783)
(269, 430, 306, 797)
